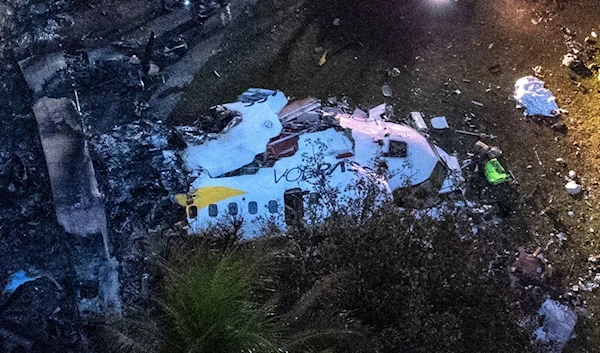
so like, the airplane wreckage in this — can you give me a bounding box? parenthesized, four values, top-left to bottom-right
(175, 89, 465, 237)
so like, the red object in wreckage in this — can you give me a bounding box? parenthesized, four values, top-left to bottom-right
(267, 133, 299, 160)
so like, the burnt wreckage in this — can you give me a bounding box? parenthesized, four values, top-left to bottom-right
(1, 35, 188, 353)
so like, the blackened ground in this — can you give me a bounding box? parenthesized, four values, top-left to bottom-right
(0, 57, 91, 353)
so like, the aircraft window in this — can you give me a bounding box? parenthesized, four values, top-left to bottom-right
(268, 200, 278, 213)
(208, 204, 218, 217)
(308, 192, 320, 205)
(388, 141, 408, 158)
(188, 205, 198, 219)
(228, 202, 238, 216)
(248, 201, 258, 214)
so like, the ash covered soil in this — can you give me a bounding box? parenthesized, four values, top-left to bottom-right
(2, 0, 600, 351)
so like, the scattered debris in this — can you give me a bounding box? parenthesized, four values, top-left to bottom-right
(514, 76, 560, 117)
(484, 158, 507, 185)
(319, 50, 329, 66)
(474, 140, 502, 159)
(534, 148, 542, 166)
(409, 111, 428, 133)
(455, 129, 497, 139)
(369, 103, 386, 120)
(4, 270, 40, 293)
(555, 232, 567, 242)
(471, 100, 484, 107)
(511, 247, 548, 283)
(561, 27, 593, 77)
(565, 180, 582, 195)
(386, 67, 401, 77)
(534, 298, 578, 353)
(332, 18, 340, 26)
(381, 84, 393, 97)
(533, 65, 544, 77)
(430, 116, 449, 129)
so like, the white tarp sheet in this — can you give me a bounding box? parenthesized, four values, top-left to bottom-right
(514, 76, 560, 117)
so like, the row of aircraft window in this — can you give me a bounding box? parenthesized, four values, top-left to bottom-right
(207, 200, 279, 217)
(187, 192, 320, 219)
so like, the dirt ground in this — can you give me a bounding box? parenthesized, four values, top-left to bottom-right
(174, 0, 600, 351)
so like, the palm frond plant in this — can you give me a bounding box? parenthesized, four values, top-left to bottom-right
(162, 252, 279, 353)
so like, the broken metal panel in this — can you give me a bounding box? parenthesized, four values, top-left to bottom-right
(267, 133, 299, 160)
(33, 97, 107, 237)
(18, 53, 67, 95)
(278, 97, 321, 124)
(33, 97, 122, 316)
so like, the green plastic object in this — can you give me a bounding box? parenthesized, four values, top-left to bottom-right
(484, 158, 508, 185)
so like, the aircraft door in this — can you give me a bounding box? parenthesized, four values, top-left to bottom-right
(284, 188, 305, 227)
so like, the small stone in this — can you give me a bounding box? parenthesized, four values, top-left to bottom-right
(332, 18, 340, 26)
(568, 170, 577, 179)
(568, 211, 574, 217)
(556, 157, 566, 164)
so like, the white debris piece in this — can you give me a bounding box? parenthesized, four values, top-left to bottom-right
(534, 299, 577, 353)
(368, 103, 386, 120)
(568, 170, 577, 179)
(565, 180, 582, 195)
(381, 84, 393, 97)
(431, 116, 449, 129)
(562, 53, 577, 68)
(514, 76, 560, 117)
